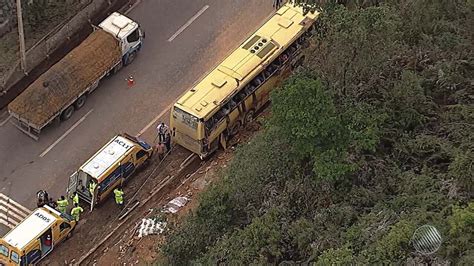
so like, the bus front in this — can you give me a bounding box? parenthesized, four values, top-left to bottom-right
(170, 104, 207, 158)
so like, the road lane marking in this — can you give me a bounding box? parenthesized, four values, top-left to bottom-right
(167, 5, 210, 42)
(125, 0, 142, 14)
(39, 109, 94, 158)
(0, 193, 31, 229)
(0, 115, 11, 127)
(137, 103, 174, 137)
(0, 193, 31, 215)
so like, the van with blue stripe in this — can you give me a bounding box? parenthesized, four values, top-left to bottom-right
(66, 133, 153, 211)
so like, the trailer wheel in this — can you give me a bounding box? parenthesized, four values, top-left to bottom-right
(74, 95, 87, 109)
(61, 105, 75, 121)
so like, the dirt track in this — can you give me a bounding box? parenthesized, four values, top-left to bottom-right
(40, 145, 196, 265)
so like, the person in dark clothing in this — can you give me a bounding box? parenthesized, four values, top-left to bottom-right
(164, 133, 171, 153)
(273, 0, 282, 9)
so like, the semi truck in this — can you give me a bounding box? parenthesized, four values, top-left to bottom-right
(7, 12, 144, 140)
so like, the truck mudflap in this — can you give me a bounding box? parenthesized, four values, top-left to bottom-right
(9, 116, 40, 141)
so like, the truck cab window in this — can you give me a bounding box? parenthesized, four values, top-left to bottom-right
(127, 29, 140, 43)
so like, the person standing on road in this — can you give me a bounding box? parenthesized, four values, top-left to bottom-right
(273, 0, 282, 9)
(113, 187, 124, 207)
(164, 132, 171, 153)
(47, 198, 57, 209)
(71, 203, 84, 222)
(56, 196, 69, 214)
(88, 181, 97, 197)
(72, 192, 79, 206)
(156, 122, 169, 143)
(156, 142, 166, 160)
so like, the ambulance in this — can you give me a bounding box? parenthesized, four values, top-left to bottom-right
(0, 206, 76, 265)
(66, 133, 153, 211)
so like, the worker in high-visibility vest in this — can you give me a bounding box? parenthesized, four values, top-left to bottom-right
(88, 181, 97, 197)
(70, 203, 84, 222)
(113, 187, 124, 206)
(71, 192, 79, 206)
(56, 196, 69, 213)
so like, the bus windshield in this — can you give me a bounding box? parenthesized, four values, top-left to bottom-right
(173, 107, 199, 130)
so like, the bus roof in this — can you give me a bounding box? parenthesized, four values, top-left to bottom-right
(3, 207, 58, 250)
(81, 135, 135, 181)
(175, 4, 318, 119)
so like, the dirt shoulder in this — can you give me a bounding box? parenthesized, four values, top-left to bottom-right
(41, 114, 265, 265)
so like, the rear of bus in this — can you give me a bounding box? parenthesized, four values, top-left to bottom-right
(170, 105, 205, 156)
(0, 241, 21, 266)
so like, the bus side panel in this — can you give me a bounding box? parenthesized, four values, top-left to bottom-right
(255, 75, 280, 109)
(208, 120, 226, 145)
(228, 108, 241, 127)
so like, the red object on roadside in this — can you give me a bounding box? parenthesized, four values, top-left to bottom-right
(127, 76, 135, 88)
(44, 234, 52, 246)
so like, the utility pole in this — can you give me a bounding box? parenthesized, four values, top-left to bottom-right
(16, 0, 27, 74)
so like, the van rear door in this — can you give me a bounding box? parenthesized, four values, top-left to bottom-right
(66, 172, 78, 199)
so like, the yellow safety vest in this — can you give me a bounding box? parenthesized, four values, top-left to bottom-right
(89, 182, 97, 194)
(73, 194, 79, 205)
(57, 199, 68, 208)
(71, 206, 84, 221)
(114, 189, 124, 203)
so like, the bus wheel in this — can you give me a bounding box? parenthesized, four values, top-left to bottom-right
(61, 105, 75, 121)
(66, 230, 73, 240)
(229, 121, 241, 136)
(74, 95, 87, 109)
(244, 110, 255, 125)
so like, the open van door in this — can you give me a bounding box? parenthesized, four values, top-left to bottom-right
(66, 172, 78, 199)
(90, 185, 98, 212)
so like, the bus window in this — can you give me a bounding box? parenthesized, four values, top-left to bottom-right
(10, 251, 19, 264)
(0, 244, 8, 257)
(253, 76, 264, 86)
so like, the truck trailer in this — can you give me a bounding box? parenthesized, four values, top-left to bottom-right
(8, 12, 144, 140)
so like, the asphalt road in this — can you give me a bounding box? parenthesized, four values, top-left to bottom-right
(0, 0, 273, 233)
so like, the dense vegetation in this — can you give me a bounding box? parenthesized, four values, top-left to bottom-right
(162, 0, 473, 264)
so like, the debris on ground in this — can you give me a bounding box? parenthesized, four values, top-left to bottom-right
(162, 196, 189, 214)
(138, 218, 167, 238)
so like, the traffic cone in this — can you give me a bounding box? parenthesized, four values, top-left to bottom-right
(127, 76, 135, 88)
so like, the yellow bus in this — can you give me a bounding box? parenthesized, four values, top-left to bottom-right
(170, 3, 319, 158)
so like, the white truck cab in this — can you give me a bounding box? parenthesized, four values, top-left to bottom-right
(99, 12, 145, 66)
